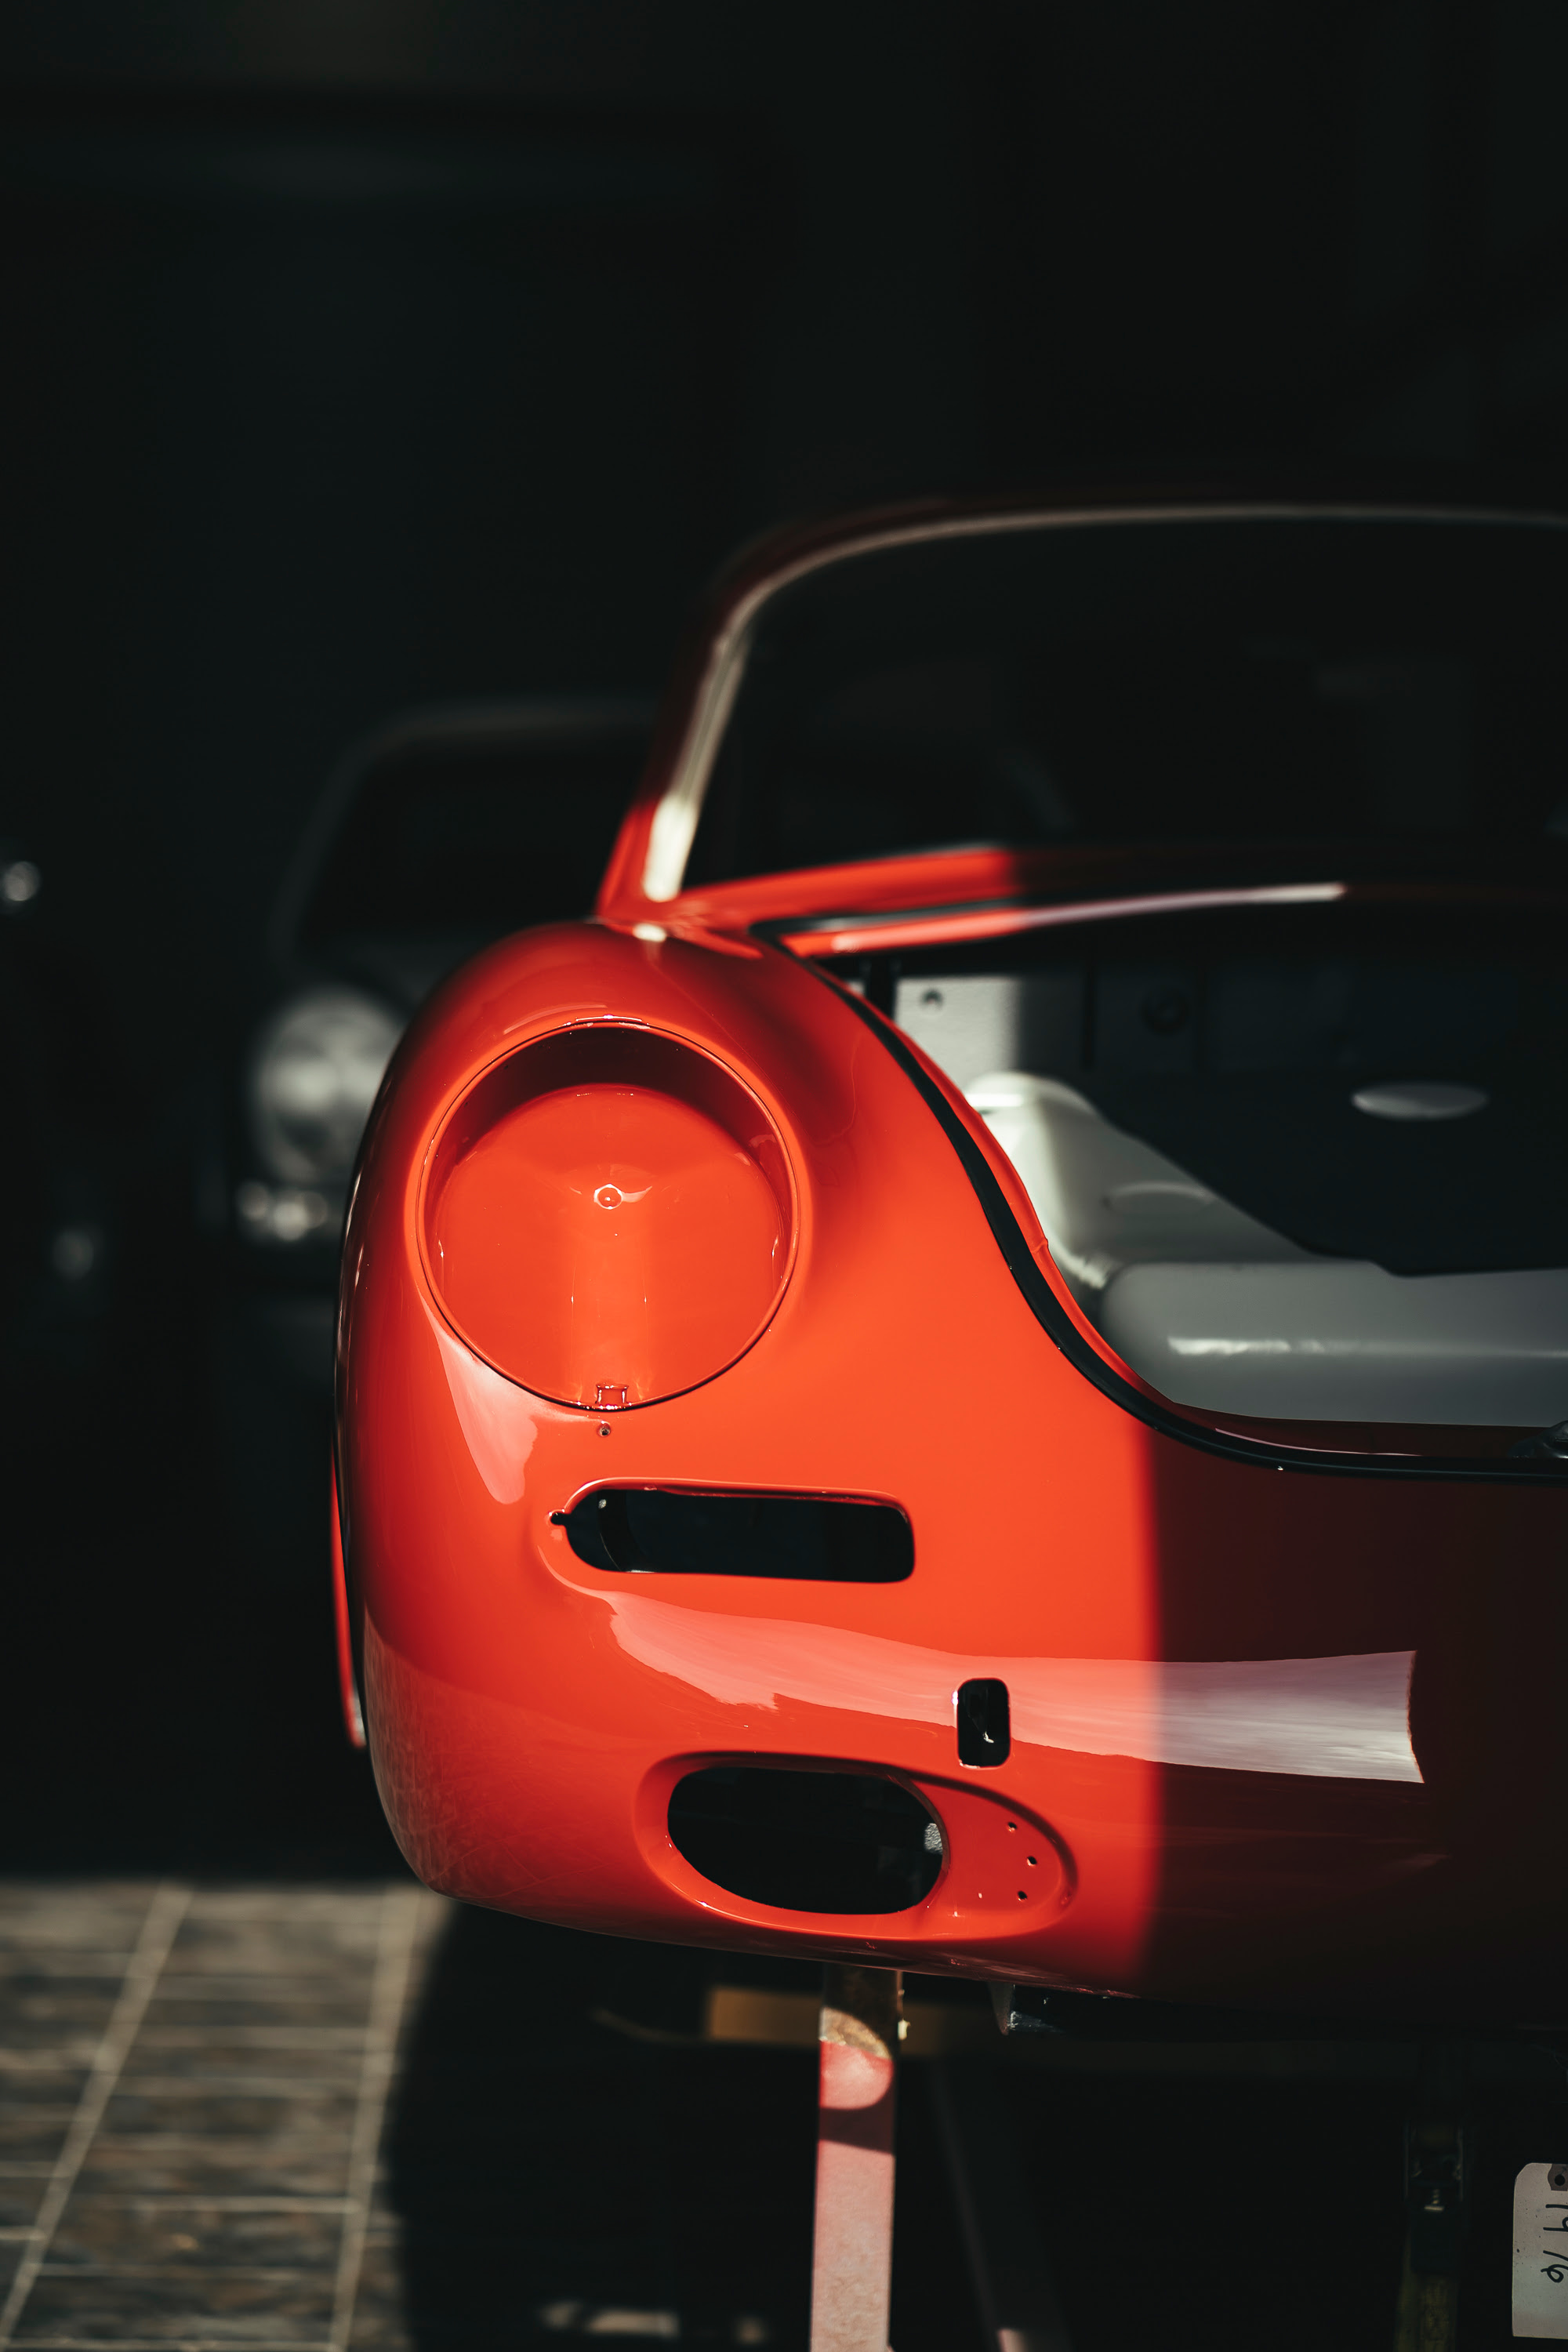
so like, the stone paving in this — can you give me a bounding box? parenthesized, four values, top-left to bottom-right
(0, 1884, 842, 2352)
(0, 1882, 441, 2352)
(12, 1876, 1545, 2352)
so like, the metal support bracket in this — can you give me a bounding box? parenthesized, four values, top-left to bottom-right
(809, 1965, 902, 2352)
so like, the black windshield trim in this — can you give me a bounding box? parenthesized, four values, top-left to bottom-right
(797, 955, 1562, 1486)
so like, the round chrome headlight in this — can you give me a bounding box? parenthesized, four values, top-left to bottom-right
(248, 987, 402, 1187)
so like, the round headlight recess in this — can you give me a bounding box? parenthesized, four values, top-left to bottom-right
(249, 987, 403, 1187)
(421, 1025, 797, 1409)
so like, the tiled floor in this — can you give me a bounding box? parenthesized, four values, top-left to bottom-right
(0, 1887, 877, 2352)
(12, 1878, 1560, 2352)
(0, 1882, 441, 2352)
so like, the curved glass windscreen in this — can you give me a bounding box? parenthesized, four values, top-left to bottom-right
(687, 514, 1568, 886)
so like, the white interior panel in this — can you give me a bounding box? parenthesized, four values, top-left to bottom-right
(893, 972, 1080, 1092)
(1099, 1258, 1568, 1425)
(958, 1064, 1567, 1428)
(967, 1071, 1306, 1299)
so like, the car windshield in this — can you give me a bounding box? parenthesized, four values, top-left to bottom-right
(685, 514, 1568, 887)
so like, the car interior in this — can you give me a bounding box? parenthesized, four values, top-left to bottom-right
(829, 897, 1568, 1430)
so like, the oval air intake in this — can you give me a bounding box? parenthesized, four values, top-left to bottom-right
(668, 1766, 943, 1914)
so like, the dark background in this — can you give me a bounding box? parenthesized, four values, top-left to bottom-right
(4, 0, 1568, 1862)
(3, 17, 1566, 2348)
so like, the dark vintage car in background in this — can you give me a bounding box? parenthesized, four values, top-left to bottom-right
(205, 697, 651, 1573)
(0, 840, 122, 1385)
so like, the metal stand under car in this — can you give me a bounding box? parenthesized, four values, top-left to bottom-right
(808, 1967, 1072, 2352)
(809, 1967, 902, 2352)
(804, 1978, 1568, 2352)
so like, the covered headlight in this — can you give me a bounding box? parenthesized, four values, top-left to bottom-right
(248, 986, 402, 1187)
(419, 1024, 797, 1408)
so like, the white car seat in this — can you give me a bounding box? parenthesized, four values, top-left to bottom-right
(963, 1069, 1568, 1425)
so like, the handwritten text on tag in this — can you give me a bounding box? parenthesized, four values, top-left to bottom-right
(1513, 2164, 1568, 2338)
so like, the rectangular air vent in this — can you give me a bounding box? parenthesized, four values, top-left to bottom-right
(554, 1489, 913, 1581)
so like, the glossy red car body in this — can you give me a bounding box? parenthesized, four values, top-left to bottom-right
(336, 499, 1568, 2020)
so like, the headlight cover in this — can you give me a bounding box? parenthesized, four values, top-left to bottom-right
(420, 1024, 797, 1409)
(248, 986, 402, 1188)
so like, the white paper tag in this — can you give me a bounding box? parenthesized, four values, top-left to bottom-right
(1512, 2165, 1568, 2337)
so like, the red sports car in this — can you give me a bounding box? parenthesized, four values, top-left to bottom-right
(334, 499, 1568, 2020)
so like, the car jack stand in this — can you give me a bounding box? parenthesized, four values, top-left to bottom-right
(1395, 2042, 1468, 2352)
(810, 1965, 902, 2352)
